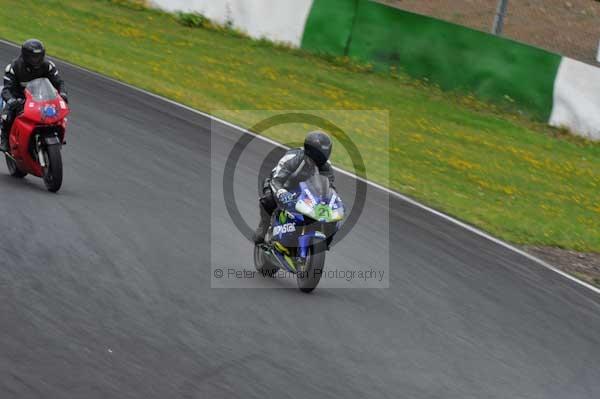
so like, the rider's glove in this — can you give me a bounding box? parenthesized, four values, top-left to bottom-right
(6, 97, 24, 112)
(276, 189, 295, 205)
(60, 92, 68, 104)
(6, 98, 17, 108)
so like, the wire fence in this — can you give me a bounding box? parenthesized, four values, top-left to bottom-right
(380, 0, 600, 65)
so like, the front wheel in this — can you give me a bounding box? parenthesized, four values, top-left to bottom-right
(5, 154, 27, 178)
(297, 241, 326, 293)
(42, 145, 62, 192)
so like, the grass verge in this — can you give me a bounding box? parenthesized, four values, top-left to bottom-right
(0, 0, 598, 252)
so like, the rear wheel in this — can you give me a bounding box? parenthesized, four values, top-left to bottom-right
(5, 154, 27, 178)
(297, 241, 326, 293)
(254, 244, 279, 277)
(42, 145, 62, 192)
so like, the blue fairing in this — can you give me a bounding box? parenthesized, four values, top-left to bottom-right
(267, 175, 344, 273)
(298, 231, 327, 258)
(271, 210, 301, 245)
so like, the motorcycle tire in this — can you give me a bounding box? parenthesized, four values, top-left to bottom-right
(5, 154, 27, 178)
(42, 145, 62, 193)
(297, 241, 326, 293)
(253, 244, 279, 277)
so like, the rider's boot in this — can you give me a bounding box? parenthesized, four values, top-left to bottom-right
(253, 204, 271, 244)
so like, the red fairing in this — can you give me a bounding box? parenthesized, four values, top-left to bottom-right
(9, 86, 70, 177)
(21, 91, 69, 125)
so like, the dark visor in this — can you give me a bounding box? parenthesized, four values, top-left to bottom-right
(26, 53, 44, 67)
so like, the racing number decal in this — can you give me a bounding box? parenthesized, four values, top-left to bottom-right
(314, 204, 332, 221)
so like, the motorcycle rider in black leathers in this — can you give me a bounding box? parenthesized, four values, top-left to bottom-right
(1, 39, 67, 152)
(253, 131, 335, 244)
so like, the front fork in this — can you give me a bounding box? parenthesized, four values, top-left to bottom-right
(34, 136, 47, 168)
(298, 231, 328, 263)
(34, 133, 61, 168)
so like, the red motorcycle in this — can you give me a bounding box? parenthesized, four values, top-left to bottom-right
(2, 78, 70, 192)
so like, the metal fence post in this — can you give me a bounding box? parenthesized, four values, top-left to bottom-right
(492, 0, 509, 35)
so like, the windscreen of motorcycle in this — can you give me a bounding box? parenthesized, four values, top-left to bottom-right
(304, 175, 331, 198)
(26, 78, 58, 102)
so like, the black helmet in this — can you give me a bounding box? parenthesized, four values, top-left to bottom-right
(304, 131, 332, 167)
(21, 39, 46, 70)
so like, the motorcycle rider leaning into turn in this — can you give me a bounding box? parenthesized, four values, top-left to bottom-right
(1, 39, 68, 152)
(253, 131, 335, 244)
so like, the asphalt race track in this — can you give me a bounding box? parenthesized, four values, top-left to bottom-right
(0, 42, 599, 399)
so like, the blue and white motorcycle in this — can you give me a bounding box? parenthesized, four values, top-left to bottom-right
(254, 175, 345, 293)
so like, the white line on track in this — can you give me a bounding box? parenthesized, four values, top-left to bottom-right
(2, 38, 597, 295)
